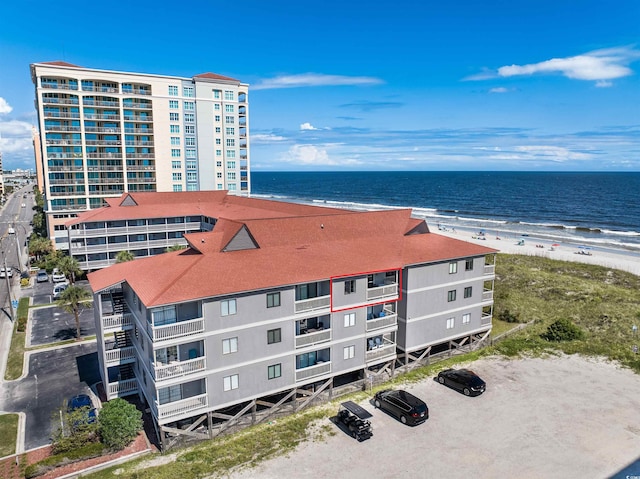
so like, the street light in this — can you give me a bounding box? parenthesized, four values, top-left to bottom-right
(0, 238, 15, 322)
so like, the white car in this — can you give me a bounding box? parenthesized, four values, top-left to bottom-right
(0, 267, 13, 279)
(53, 282, 69, 299)
(8, 227, 15, 235)
(52, 268, 66, 282)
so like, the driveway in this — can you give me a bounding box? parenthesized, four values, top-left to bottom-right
(0, 342, 100, 450)
(29, 279, 91, 306)
(229, 355, 640, 479)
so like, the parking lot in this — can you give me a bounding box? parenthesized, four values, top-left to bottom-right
(230, 355, 640, 479)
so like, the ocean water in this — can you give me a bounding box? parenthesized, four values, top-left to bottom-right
(251, 171, 640, 252)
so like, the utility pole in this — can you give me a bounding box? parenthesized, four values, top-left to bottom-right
(3, 255, 14, 322)
(13, 225, 23, 275)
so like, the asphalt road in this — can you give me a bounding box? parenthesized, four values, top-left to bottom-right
(0, 342, 100, 450)
(29, 306, 95, 346)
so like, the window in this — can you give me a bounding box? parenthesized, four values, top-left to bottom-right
(185, 125, 195, 134)
(185, 137, 196, 146)
(171, 137, 180, 145)
(446, 317, 455, 329)
(217, 183, 223, 189)
(267, 328, 281, 344)
(172, 172, 182, 181)
(214, 103, 220, 111)
(169, 112, 179, 121)
(226, 127, 235, 135)
(169, 100, 179, 109)
(268, 363, 281, 379)
(222, 337, 238, 354)
(216, 139, 221, 145)
(172, 184, 182, 192)
(267, 292, 281, 308)
(227, 161, 236, 169)
(226, 150, 236, 158)
(187, 172, 197, 181)
(187, 183, 197, 191)
(225, 104, 234, 113)
(186, 160, 197, 169)
(168, 85, 178, 96)
(171, 161, 181, 169)
(170, 124, 180, 133)
(465, 258, 474, 271)
(343, 345, 355, 360)
(344, 280, 356, 294)
(448, 290, 457, 302)
(226, 139, 235, 147)
(223, 374, 239, 391)
(221, 299, 236, 316)
(217, 172, 222, 178)
(186, 149, 196, 158)
(224, 90, 234, 101)
(171, 149, 181, 158)
(449, 262, 458, 274)
(227, 172, 236, 180)
(228, 183, 237, 191)
(184, 101, 195, 110)
(344, 312, 356, 327)
(215, 127, 221, 133)
(216, 161, 222, 167)
(464, 286, 473, 298)
(213, 90, 221, 99)
(183, 86, 194, 97)
(225, 116, 234, 124)
(184, 113, 195, 122)
(462, 313, 471, 324)
(215, 115, 221, 122)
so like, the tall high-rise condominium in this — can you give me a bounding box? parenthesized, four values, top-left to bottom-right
(30, 62, 250, 250)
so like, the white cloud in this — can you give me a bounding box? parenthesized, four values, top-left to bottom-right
(487, 145, 592, 162)
(0, 97, 13, 114)
(489, 87, 510, 93)
(280, 144, 363, 167)
(466, 46, 640, 85)
(251, 133, 288, 143)
(595, 80, 613, 88)
(252, 73, 384, 90)
(300, 122, 319, 131)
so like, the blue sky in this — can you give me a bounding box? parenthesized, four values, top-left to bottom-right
(0, 0, 638, 171)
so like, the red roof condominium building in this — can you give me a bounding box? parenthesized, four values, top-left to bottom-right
(87, 194, 496, 448)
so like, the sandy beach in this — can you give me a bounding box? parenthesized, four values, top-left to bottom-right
(434, 225, 640, 276)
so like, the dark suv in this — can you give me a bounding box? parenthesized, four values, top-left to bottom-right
(374, 389, 428, 426)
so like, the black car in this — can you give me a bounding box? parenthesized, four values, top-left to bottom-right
(373, 389, 428, 426)
(437, 368, 486, 396)
(67, 394, 97, 423)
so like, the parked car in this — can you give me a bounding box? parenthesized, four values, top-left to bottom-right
(437, 368, 486, 396)
(374, 389, 428, 426)
(53, 282, 69, 299)
(52, 268, 66, 282)
(67, 394, 97, 424)
(7, 227, 15, 235)
(0, 267, 13, 279)
(36, 269, 49, 283)
(336, 401, 373, 441)
(21, 203, 26, 208)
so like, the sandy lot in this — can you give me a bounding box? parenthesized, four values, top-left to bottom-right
(228, 355, 640, 479)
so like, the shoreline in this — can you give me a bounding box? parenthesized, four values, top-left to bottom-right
(435, 224, 640, 276)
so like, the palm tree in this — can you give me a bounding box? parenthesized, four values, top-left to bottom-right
(115, 250, 135, 263)
(57, 285, 92, 339)
(165, 244, 187, 252)
(57, 255, 82, 284)
(28, 236, 52, 261)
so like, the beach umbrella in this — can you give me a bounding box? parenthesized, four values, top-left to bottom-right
(552, 243, 560, 247)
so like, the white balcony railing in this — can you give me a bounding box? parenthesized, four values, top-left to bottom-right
(484, 264, 495, 275)
(365, 344, 396, 362)
(294, 295, 330, 314)
(481, 313, 492, 325)
(482, 290, 494, 301)
(154, 357, 206, 381)
(105, 346, 136, 365)
(108, 378, 138, 398)
(157, 393, 208, 421)
(365, 313, 398, 332)
(152, 317, 205, 342)
(295, 329, 331, 348)
(102, 312, 133, 331)
(366, 283, 399, 301)
(295, 361, 331, 382)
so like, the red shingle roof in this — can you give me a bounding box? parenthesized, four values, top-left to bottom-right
(88, 208, 496, 307)
(193, 72, 240, 83)
(39, 61, 82, 68)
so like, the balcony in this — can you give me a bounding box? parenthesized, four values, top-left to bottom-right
(151, 317, 205, 342)
(43, 111, 80, 119)
(42, 98, 79, 105)
(83, 99, 119, 107)
(365, 344, 396, 363)
(366, 311, 398, 332)
(154, 357, 206, 381)
(295, 328, 331, 348)
(484, 264, 495, 275)
(481, 313, 492, 325)
(366, 283, 398, 302)
(44, 125, 81, 132)
(482, 289, 494, 301)
(157, 393, 208, 421)
(102, 312, 134, 332)
(46, 139, 82, 146)
(48, 165, 84, 171)
(295, 361, 331, 382)
(124, 127, 154, 134)
(85, 127, 121, 133)
(294, 295, 330, 314)
(105, 345, 136, 365)
(41, 83, 78, 90)
(108, 378, 138, 398)
(123, 114, 153, 121)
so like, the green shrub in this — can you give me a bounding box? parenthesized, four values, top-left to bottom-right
(541, 318, 584, 342)
(51, 407, 99, 455)
(24, 441, 104, 478)
(98, 398, 142, 450)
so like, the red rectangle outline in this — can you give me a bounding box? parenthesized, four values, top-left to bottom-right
(330, 268, 402, 313)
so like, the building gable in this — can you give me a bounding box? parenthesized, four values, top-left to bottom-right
(223, 225, 259, 252)
(119, 194, 138, 207)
